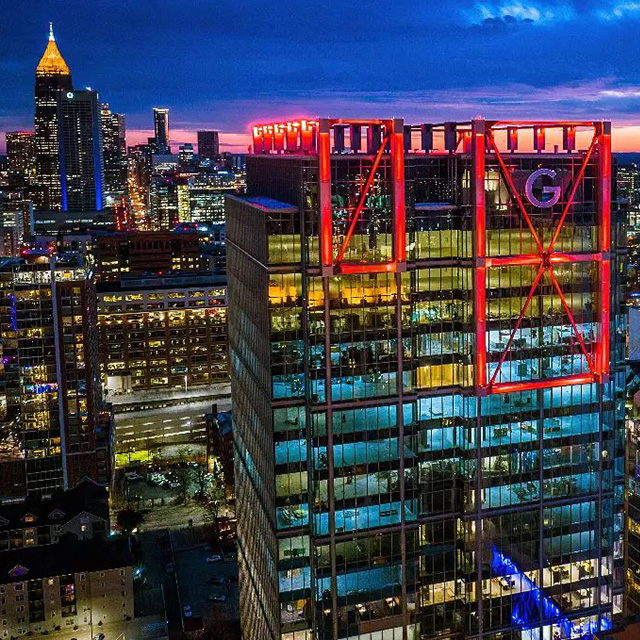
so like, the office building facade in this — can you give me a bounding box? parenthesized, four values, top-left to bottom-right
(97, 272, 227, 393)
(101, 104, 127, 198)
(34, 24, 72, 211)
(153, 108, 171, 155)
(0, 254, 105, 499)
(57, 89, 104, 212)
(6, 132, 36, 189)
(228, 118, 625, 640)
(198, 130, 220, 163)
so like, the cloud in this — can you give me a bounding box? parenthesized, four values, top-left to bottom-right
(598, 2, 640, 20)
(464, 1, 576, 27)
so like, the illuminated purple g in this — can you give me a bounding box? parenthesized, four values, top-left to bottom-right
(524, 168, 562, 208)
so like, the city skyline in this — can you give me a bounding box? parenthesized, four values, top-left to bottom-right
(5, 1, 640, 154)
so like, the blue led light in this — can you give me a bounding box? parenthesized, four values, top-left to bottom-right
(490, 545, 610, 638)
(9, 294, 17, 331)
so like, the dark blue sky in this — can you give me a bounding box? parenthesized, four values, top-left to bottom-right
(3, 0, 640, 151)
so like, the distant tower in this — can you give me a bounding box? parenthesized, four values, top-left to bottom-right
(34, 23, 72, 210)
(57, 89, 104, 211)
(153, 108, 170, 154)
(197, 130, 219, 163)
(101, 103, 127, 197)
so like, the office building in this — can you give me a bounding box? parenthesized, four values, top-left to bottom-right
(34, 24, 72, 211)
(101, 104, 127, 198)
(91, 229, 202, 280)
(228, 118, 625, 640)
(0, 190, 31, 256)
(189, 170, 239, 224)
(97, 272, 227, 393)
(57, 89, 104, 212)
(179, 142, 196, 169)
(0, 535, 133, 638)
(0, 254, 106, 499)
(198, 130, 220, 163)
(153, 108, 171, 155)
(6, 132, 36, 189)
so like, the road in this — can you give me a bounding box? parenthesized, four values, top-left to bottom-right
(171, 528, 240, 638)
(115, 398, 231, 454)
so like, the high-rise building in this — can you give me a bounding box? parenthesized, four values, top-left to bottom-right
(34, 24, 72, 211)
(57, 89, 104, 212)
(198, 130, 219, 163)
(188, 170, 239, 225)
(101, 103, 127, 198)
(179, 142, 196, 169)
(228, 118, 625, 640)
(0, 253, 106, 499)
(6, 132, 36, 188)
(153, 107, 171, 155)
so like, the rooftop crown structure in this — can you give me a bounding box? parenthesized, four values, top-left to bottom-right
(36, 23, 70, 77)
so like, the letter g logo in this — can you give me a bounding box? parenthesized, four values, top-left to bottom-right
(524, 168, 562, 208)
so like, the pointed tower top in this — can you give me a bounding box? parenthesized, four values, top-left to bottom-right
(37, 23, 70, 76)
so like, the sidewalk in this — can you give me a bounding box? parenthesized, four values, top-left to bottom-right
(40, 614, 167, 640)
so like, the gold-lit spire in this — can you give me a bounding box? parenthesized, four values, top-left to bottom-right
(36, 22, 70, 76)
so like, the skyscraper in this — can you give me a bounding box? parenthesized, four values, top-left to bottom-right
(34, 23, 72, 211)
(101, 103, 127, 197)
(6, 131, 36, 188)
(0, 253, 105, 499)
(198, 130, 220, 163)
(153, 107, 171, 154)
(57, 89, 104, 211)
(227, 118, 625, 640)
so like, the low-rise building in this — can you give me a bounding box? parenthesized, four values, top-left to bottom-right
(0, 478, 108, 553)
(0, 536, 133, 637)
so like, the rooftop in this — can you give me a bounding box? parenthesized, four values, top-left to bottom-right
(238, 195, 297, 211)
(0, 536, 132, 583)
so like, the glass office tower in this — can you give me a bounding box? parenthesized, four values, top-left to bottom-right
(227, 119, 625, 640)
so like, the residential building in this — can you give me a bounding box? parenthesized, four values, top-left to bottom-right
(0, 536, 133, 638)
(0, 254, 106, 499)
(228, 118, 625, 640)
(0, 478, 108, 553)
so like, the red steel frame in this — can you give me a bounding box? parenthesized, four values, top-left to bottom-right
(475, 121, 612, 395)
(318, 118, 406, 275)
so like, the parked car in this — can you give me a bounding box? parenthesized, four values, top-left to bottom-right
(205, 554, 222, 563)
(183, 604, 193, 617)
(209, 593, 228, 602)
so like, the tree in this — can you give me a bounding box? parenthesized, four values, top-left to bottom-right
(193, 463, 210, 500)
(197, 465, 226, 538)
(116, 508, 144, 534)
(174, 446, 194, 505)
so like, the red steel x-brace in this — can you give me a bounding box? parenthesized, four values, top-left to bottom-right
(474, 122, 611, 395)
